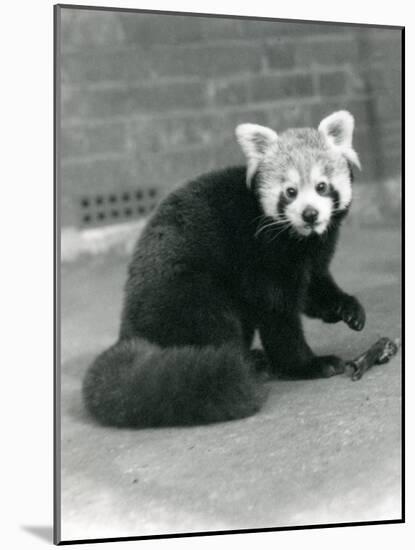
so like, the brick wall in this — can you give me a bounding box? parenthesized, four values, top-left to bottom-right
(58, 8, 402, 228)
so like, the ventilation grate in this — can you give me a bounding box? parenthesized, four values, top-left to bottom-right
(78, 187, 159, 228)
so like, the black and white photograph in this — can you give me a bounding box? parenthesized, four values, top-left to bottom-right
(55, 4, 403, 544)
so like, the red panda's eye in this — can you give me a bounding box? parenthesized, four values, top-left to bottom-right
(285, 187, 297, 199)
(316, 181, 328, 194)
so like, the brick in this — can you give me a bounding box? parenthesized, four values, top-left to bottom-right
(326, 98, 372, 127)
(238, 20, 349, 39)
(355, 152, 378, 181)
(133, 147, 218, 189)
(310, 99, 372, 127)
(62, 87, 128, 120)
(214, 139, 245, 168)
(62, 80, 207, 121)
(239, 19, 286, 39)
(200, 18, 244, 41)
(264, 41, 295, 70)
(128, 113, 227, 153)
(61, 122, 126, 159)
(353, 129, 386, 178)
(360, 67, 388, 93)
(213, 79, 250, 107)
(152, 43, 262, 78)
(366, 28, 403, 42)
(61, 48, 152, 84)
(380, 124, 402, 151)
(303, 23, 351, 35)
(295, 37, 359, 67)
(132, 80, 207, 113)
(265, 102, 314, 130)
(352, 30, 402, 69)
(382, 152, 402, 178)
(129, 109, 271, 157)
(318, 71, 348, 96)
(60, 8, 126, 53)
(361, 66, 402, 97)
(364, 43, 402, 67)
(120, 13, 203, 45)
(345, 99, 372, 126)
(250, 73, 314, 103)
(364, 29, 403, 52)
(375, 96, 402, 123)
(61, 194, 78, 227)
(61, 157, 133, 196)
(225, 108, 269, 130)
(380, 67, 402, 96)
(353, 127, 375, 151)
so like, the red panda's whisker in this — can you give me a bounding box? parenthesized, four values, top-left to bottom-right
(255, 219, 291, 238)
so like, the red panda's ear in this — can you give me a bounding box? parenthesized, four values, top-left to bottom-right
(235, 124, 278, 185)
(318, 111, 361, 170)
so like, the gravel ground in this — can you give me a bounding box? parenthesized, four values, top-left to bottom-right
(59, 224, 402, 542)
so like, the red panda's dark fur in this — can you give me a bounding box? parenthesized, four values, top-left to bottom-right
(83, 162, 365, 428)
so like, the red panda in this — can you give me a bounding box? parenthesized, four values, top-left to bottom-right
(83, 111, 365, 428)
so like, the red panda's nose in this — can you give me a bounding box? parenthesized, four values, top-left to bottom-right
(302, 207, 318, 224)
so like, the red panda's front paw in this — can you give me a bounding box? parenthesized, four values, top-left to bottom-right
(310, 355, 345, 377)
(337, 295, 366, 331)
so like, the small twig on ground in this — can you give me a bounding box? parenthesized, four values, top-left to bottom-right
(346, 337, 401, 381)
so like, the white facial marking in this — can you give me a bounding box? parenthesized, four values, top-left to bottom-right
(310, 164, 326, 184)
(285, 187, 332, 235)
(281, 163, 334, 235)
(287, 167, 301, 185)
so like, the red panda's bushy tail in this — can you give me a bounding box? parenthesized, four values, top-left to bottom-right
(82, 338, 265, 427)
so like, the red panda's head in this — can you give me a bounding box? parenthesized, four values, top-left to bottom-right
(236, 111, 360, 237)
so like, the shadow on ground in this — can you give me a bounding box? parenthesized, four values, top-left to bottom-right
(59, 224, 402, 542)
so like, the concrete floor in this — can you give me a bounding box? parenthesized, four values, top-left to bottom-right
(59, 224, 402, 542)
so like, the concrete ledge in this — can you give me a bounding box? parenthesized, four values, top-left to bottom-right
(61, 219, 147, 263)
(61, 178, 401, 263)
